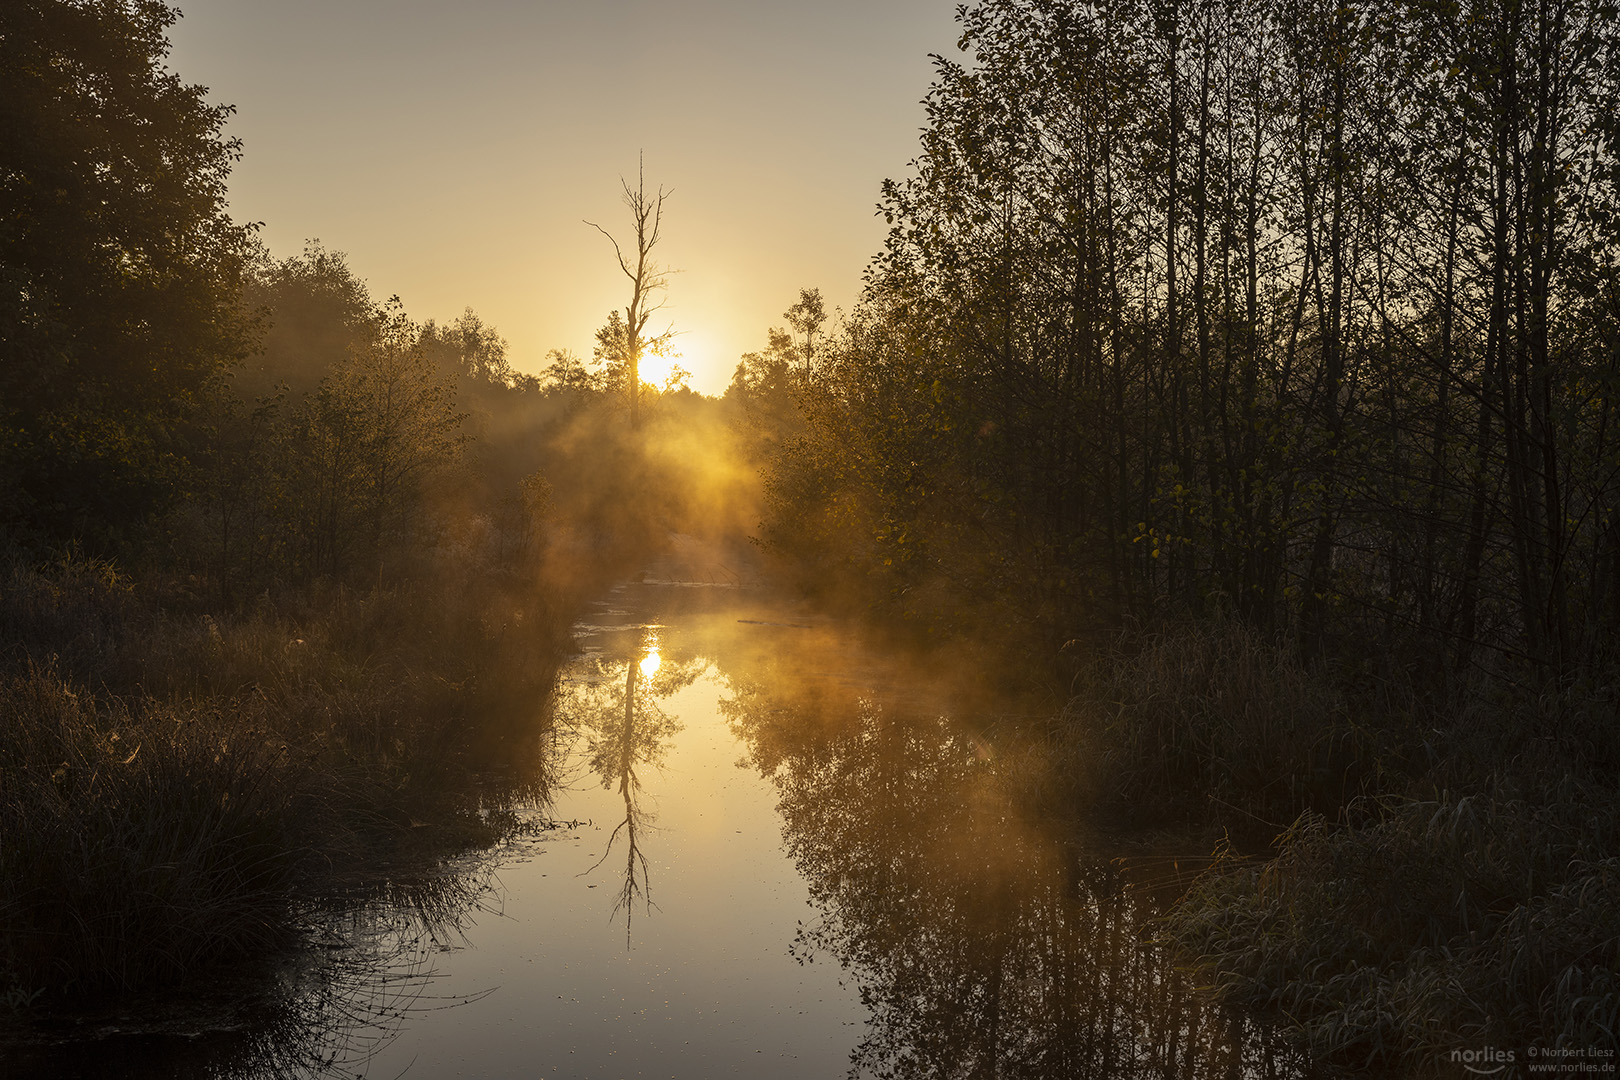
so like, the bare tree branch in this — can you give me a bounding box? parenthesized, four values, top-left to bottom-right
(585, 151, 673, 429)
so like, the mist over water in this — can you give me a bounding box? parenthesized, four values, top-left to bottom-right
(308, 550, 1311, 1078)
(10, 550, 1309, 1078)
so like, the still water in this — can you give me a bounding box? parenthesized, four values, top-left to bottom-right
(330, 565, 1311, 1079)
(14, 561, 1314, 1078)
(349, 575, 873, 1078)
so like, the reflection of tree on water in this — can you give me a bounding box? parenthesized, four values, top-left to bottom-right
(564, 634, 702, 946)
(723, 679, 1315, 1080)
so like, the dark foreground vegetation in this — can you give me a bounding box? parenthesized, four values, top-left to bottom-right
(5, 0, 1617, 1072)
(0, 0, 756, 1032)
(735, 0, 1620, 1071)
(0, 553, 569, 1005)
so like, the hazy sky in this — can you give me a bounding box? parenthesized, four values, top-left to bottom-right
(166, 1, 963, 394)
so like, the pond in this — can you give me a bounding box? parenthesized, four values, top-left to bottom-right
(16, 558, 1316, 1078)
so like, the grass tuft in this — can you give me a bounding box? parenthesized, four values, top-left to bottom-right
(1164, 766, 1620, 1069)
(0, 549, 575, 1008)
(0, 665, 304, 997)
(1063, 616, 1369, 828)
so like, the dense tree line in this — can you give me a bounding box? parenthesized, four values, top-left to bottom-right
(0, 0, 256, 545)
(746, 10, 1620, 1058)
(0, 2, 721, 595)
(764, 0, 1620, 685)
(181, 243, 536, 599)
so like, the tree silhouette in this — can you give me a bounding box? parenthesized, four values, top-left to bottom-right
(760, 0, 1620, 683)
(783, 287, 827, 374)
(0, 0, 255, 542)
(586, 154, 672, 431)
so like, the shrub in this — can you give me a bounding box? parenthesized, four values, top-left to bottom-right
(1064, 617, 1367, 826)
(1167, 788, 1620, 1070)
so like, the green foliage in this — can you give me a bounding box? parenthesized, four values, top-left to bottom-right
(237, 240, 374, 397)
(291, 298, 467, 577)
(539, 348, 600, 398)
(173, 266, 474, 590)
(759, 0, 1620, 681)
(0, 0, 256, 543)
(782, 287, 826, 365)
(725, 320, 805, 467)
(743, 5, 1620, 1064)
(419, 307, 511, 388)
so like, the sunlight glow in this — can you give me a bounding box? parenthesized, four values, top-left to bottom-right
(638, 351, 675, 388)
(639, 335, 702, 391)
(640, 649, 662, 678)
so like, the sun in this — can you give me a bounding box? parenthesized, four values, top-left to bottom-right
(637, 342, 695, 390)
(638, 349, 675, 388)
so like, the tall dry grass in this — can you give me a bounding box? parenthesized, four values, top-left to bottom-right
(0, 548, 575, 1007)
(1061, 616, 1373, 829)
(0, 666, 306, 997)
(1168, 789, 1620, 1070)
(1063, 617, 1620, 1072)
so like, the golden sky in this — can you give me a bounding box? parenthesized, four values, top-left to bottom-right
(167, 0, 962, 395)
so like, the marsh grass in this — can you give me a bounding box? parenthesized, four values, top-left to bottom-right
(1068, 618, 1620, 1072)
(1062, 617, 1373, 830)
(0, 550, 575, 1008)
(1167, 789, 1620, 1070)
(0, 666, 306, 997)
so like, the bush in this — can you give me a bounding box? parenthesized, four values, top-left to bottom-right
(1167, 787, 1620, 1070)
(1063, 617, 1369, 827)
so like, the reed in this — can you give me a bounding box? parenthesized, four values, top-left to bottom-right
(1062, 616, 1370, 829)
(1167, 786, 1620, 1070)
(0, 550, 574, 1007)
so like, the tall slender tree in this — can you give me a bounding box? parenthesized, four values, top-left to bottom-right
(586, 155, 671, 430)
(760, 0, 1620, 680)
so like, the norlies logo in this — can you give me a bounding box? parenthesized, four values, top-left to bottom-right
(1454, 1047, 1517, 1075)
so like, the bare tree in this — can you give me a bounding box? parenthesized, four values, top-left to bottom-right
(586, 154, 671, 429)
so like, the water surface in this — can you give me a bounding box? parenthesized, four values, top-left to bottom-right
(340, 569, 1312, 1079)
(9, 565, 1314, 1078)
